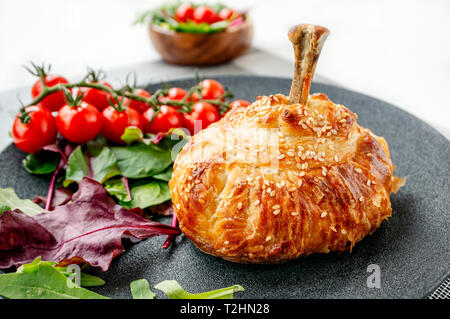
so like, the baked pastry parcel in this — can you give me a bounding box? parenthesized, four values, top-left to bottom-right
(169, 25, 404, 263)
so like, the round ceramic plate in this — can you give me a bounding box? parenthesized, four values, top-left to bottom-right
(0, 76, 449, 299)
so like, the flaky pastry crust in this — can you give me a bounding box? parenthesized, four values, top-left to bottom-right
(169, 93, 402, 263)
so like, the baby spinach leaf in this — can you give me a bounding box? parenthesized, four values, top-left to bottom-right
(152, 166, 173, 182)
(130, 279, 156, 299)
(0, 187, 46, 216)
(154, 280, 244, 299)
(64, 146, 90, 186)
(0, 258, 109, 299)
(65, 146, 120, 186)
(111, 143, 172, 179)
(130, 180, 171, 209)
(104, 177, 131, 206)
(121, 126, 144, 145)
(23, 150, 60, 175)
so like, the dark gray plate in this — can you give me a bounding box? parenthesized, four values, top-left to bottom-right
(0, 76, 449, 299)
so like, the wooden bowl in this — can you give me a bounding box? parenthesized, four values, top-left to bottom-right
(149, 17, 253, 66)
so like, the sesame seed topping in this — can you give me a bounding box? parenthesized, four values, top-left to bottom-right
(280, 180, 286, 187)
(291, 212, 299, 216)
(176, 204, 181, 210)
(288, 187, 297, 192)
(255, 200, 260, 205)
(194, 179, 201, 184)
(278, 154, 285, 160)
(367, 180, 371, 186)
(276, 183, 282, 189)
(298, 180, 303, 187)
(273, 209, 280, 215)
(321, 211, 327, 218)
(237, 202, 243, 209)
(224, 240, 230, 245)
(355, 168, 362, 173)
(299, 171, 306, 177)
(334, 155, 339, 162)
(341, 229, 346, 235)
(266, 187, 272, 194)
(272, 205, 280, 210)
(287, 152, 295, 157)
(330, 226, 337, 232)
(266, 236, 272, 242)
(270, 191, 276, 197)
(359, 196, 364, 202)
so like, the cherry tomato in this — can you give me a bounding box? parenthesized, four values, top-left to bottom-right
(229, 99, 250, 109)
(79, 81, 113, 112)
(102, 106, 144, 144)
(182, 112, 195, 135)
(159, 87, 188, 107)
(167, 87, 188, 100)
(143, 105, 183, 134)
(175, 4, 194, 22)
(56, 102, 102, 144)
(200, 79, 225, 100)
(218, 8, 237, 20)
(31, 74, 70, 112)
(122, 89, 152, 114)
(12, 106, 57, 154)
(190, 102, 220, 131)
(193, 6, 220, 24)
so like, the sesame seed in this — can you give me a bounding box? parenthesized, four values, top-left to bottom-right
(291, 212, 299, 216)
(355, 168, 362, 173)
(367, 180, 371, 186)
(341, 229, 346, 235)
(301, 124, 308, 130)
(255, 200, 260, 205)
(322, 171, 327, 177)
(321, 211, 327, 218)
(224, 240, 230, 245)
(199, 199, 205, 204)
(359, 196, 364, 202)
(299, 172, 306, 177)
(331, 129, 338, 135)
(288, 187, 297, 192)
(266, 187, 272, 194)
(287, 152, 295, 157)
(280, 180, 286, 187)
(272, 205, 280, 210)
(188, 176, 193, 180)
(298, 180, 303, 187)
(264, 180, 270, 186)
(276, 183, 282, 189)
(334, 155, 339, 162)
(176, 204, 181, 210)
(266, 236, 272, 242)
(195, 179, 201, 184)
(326, 132, 331, 137)
(330, 226, 337, 232)
(278, 154, 285, 160)
(273, 209, 280, 215)
(270, 191, 276, 197)
(237, 202, 243, 209)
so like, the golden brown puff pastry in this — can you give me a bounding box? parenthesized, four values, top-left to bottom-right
(169, 24, 403, 263)
(170, 93, 403, 263)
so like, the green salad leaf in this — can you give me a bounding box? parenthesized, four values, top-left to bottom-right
(111, 143, 173, 179)
(152, 166, 173, 182)
(130, 279, 156, 299)
(23, 150, 60, 175)
(64, 145, 121, 186)
(130, 179, 171, 209)
(104, 177, 132, 206)
(0, 187, 46, 216)
(0, 258, 109, 299)
(121, 126, 144, 145)
(154, 280, 244, 299)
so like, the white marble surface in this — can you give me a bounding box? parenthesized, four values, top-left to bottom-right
(0, 0, 449, 139)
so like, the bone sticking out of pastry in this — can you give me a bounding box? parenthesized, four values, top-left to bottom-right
(288, 24, 330, 105)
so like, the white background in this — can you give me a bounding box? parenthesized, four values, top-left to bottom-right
(0, 0, 449, 139)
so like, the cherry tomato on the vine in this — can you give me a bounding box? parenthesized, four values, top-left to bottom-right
(193, 6, 220, 24)
(79, 81, 114, 112)
(56, 102, 102, 144)
(200, 79, 225, 100)
(159, 87, 188, 107)
(190, 102, 221, 131)
(229, 99, 251, 109)
(175, 4, 194, 22)
(182, 112, 195, 135)
(122, 89, 152, 114)
(101, 106, 144, 144)
(143, 105, 183, 134)
(12, 105, 57, 154)
(218, 8, 237, 20)
(31, 74, 70, 112)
